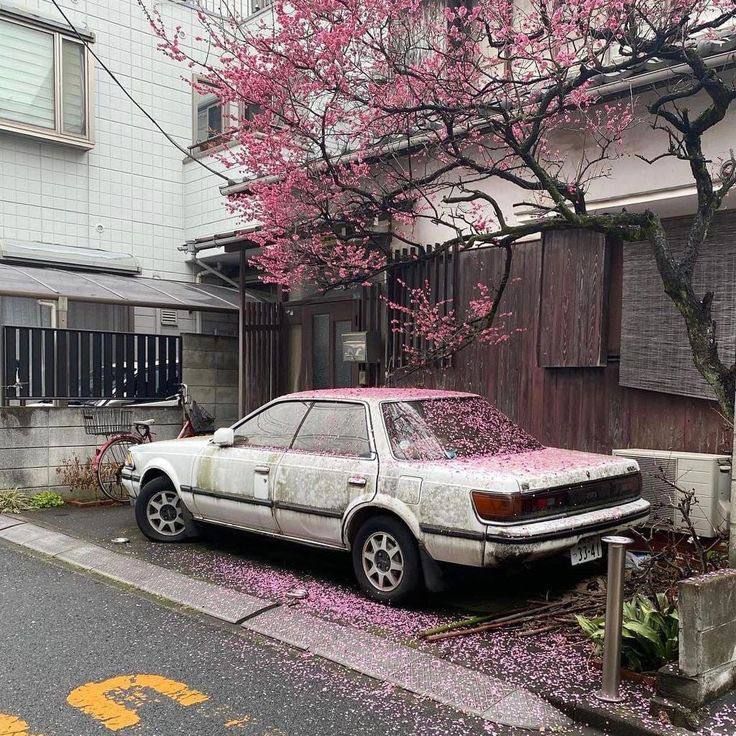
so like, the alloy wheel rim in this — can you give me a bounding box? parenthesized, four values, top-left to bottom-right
(362, 531, 404, 592)
(146, 490, 185, 537)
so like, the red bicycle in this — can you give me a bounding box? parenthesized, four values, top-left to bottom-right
(85, 384, 214, 503)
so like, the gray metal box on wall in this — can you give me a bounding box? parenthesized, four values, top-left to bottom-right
(342, 331, 381, 363)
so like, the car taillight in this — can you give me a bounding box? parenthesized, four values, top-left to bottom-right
(471, 491, 522, 521)
(617, 472, 642, 497)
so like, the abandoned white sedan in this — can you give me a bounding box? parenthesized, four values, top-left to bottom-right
(122, 389, 650, 603)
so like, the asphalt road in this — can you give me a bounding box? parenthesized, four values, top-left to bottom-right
(0, 543, 542, 736)
(32, 505, 606, 617)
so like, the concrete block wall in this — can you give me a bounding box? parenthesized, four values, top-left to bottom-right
(658, 568, 736, 707)
(181, 333, 239, 427)
(0, 406, 181, 500)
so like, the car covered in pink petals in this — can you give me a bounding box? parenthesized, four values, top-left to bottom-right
(122, 388, 649, 603)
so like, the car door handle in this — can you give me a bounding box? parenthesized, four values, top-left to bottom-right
(348, 476, 367, 487)
(255, 465, 270, 474)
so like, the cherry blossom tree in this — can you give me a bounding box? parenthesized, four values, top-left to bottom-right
(145, 0, 736, 416)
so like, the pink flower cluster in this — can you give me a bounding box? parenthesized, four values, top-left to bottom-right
(142, 0, 734, 362)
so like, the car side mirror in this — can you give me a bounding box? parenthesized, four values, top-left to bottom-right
(211, 427, 235, 448)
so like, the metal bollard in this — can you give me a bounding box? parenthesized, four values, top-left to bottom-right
(595, 535, 634, 703)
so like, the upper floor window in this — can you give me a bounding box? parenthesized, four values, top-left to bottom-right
(193, 79, 225, 148)
(192, 75, 272, 153)
(195, 0, 273, 19)
(0, 12, 93, 148)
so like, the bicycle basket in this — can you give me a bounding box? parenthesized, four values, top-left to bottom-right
(82, 408, 133, 436)
(188, 399, 215, 435)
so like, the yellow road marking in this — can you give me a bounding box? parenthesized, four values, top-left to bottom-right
(224, 716, 252, 728)
(0, 714, 39, 736)
(67, 674, 209, 731)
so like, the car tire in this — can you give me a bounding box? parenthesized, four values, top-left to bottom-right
(134, 477, 198, 543)
(352, 515, 421, 604)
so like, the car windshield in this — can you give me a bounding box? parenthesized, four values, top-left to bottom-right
(382, 396, 542, 461)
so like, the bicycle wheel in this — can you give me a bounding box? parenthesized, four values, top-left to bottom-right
(96, 435, 142, 503)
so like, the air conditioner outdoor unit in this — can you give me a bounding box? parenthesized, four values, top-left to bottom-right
(612, 449, 732, 538)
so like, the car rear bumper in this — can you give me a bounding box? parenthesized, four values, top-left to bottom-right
(420, 498, 650, 567)
(482, 498, 651, 564)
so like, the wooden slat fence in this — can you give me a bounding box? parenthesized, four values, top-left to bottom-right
(242, 302, 280, 414)
(386, 243, 458, 371)
(411, 240, 731, 455)
(2, 326, 180, 403)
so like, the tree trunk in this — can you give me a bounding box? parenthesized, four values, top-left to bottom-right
(647, 219, 736, 423)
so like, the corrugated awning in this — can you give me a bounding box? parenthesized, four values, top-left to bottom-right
(0, 263, 241, 312)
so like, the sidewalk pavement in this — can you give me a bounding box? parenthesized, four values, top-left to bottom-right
(0, 513, 573, 733)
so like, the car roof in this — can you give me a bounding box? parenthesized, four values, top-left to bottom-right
(280, 388, 478, 403)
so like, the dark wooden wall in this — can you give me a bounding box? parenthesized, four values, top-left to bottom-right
(405, 239, 731, 455)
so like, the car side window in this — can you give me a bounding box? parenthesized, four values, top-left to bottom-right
(234, 401, 311, 449)
(291, 402, 371, 458)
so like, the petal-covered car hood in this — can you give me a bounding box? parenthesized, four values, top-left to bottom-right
(133, 435, 212, 456)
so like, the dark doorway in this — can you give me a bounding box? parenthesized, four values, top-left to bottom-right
(282, 297, 359, 392)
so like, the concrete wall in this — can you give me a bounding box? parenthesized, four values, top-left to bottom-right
(0, 406, 181, 500)
(181, 333, 239, 427)
(658, 568, 736, 708)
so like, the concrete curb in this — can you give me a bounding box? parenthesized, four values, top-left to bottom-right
(546, 693, 693, 736)
(0, 515, 573, 732)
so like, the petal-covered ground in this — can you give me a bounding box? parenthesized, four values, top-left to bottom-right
(31, 506, 736, 735)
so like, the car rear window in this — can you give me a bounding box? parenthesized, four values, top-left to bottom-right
(382, 397, 542, 461)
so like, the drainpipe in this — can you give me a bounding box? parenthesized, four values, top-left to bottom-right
(56, 297, 68, 407)
(238, 247, 247, 418)
(729, 395, 736, 567)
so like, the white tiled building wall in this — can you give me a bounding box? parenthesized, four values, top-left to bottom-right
(0, 0, 244, 282)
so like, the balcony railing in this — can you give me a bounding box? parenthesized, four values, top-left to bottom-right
(178, 0, 273, 19)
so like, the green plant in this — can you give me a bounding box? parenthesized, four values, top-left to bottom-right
(576, 593, 679, 673)
(0, 488, 31, 513)
(28, 491, 65, 509)
(56, 456, 99, 499)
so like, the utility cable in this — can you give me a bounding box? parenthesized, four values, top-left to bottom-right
(49, 0, 235, 185)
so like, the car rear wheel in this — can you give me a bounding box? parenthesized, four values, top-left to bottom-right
(352, 515, 420, 604)
(135, 478, 197, 543)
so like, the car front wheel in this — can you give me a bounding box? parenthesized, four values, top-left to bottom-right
(352, 515, 420, 604)
(135, 478, 196, 543)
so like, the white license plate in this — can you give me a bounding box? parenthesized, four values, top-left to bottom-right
(570, 536, 603, 566)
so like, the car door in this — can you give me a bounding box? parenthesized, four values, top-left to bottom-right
(273, 401, 378, 546)
(190, 400, 311, 531)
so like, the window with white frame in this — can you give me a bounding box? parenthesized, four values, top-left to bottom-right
(0, 12, 93, 146)
(193, 78, 228, 148)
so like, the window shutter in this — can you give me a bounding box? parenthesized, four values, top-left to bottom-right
(538, 230, 609, 368)
(0, 20, 55, 129)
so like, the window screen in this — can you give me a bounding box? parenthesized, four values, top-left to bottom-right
(62, 39, 86, 135)
(234, 401, 310, 449)
(292, 402, 371, 457)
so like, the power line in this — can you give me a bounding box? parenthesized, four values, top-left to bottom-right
(49, 0, 234, 185)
